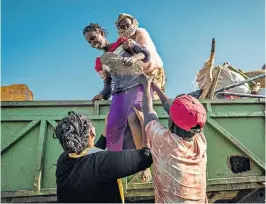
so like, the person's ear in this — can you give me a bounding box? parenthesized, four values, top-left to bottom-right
(99, 30, 105, 37)
(89, 129, 95, 138)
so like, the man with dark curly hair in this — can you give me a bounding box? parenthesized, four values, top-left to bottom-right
(54, 111, 152, 203)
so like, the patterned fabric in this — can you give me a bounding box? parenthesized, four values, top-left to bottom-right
(145, 120, 208, 203)
(146, 67, 166, 100)
(95, 38, 128, 73)
(94, 37, 151, 94)
(100, 52, 144, 76)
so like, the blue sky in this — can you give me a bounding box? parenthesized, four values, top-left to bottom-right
(2, 0, 265, 100)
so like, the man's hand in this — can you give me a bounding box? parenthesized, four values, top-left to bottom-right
(139, 74, 152, 87)
(151, 81, 159, 89)
(122, 57, 136, 67)
(91, 93, 104, 102)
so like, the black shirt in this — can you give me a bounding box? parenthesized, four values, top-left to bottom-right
(56, 136, 153, 203)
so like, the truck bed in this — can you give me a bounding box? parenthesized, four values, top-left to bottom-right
(1, 99, 265, 203)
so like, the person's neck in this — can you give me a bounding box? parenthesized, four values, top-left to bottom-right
(103, 41, 111, 51)
(129, 32, 136, 39)
(182, 136, 193, 142)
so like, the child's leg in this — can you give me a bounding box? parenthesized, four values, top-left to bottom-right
(128, 111, 142, 149)
(128, 111, 152, 182)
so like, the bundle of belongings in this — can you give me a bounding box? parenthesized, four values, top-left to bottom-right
(195, 39, 265, 99)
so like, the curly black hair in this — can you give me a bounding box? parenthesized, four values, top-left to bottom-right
(53, 111, 93, 154)
(83, 23, 108, 37)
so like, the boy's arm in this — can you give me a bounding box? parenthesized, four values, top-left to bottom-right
(151, 82, 169, 105)
(152, 83, 185, 114)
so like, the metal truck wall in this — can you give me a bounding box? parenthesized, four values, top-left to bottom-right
(1, 99, 265, 201)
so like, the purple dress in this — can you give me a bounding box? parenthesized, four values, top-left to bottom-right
(97, 38, 151, 151)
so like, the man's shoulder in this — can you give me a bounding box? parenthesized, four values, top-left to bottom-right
(57, 152, 67, 164)
(137, 28, 149, 35)
(146, 119, 161, 129)
(195, 132, 207, 145)
(145, 120, 168, 137)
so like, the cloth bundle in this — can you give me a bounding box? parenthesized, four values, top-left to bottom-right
(100, 52, 144, 76)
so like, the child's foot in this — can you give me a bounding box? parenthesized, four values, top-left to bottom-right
(141, 168, 152, 182)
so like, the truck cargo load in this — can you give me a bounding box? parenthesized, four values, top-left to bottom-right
(1, 84, 34, 101)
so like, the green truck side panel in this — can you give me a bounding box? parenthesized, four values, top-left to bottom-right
(1, 99, 265, 198)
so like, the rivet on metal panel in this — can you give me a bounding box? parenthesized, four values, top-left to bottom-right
(206, 103, 212, 113)
(94, 101, 100, 115)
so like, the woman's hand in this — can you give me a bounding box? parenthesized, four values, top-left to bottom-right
(91, 93, 104, 102)
(122, 56, 136, 67)
(139, 74, 153, 87)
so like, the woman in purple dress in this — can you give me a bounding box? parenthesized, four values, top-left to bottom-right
(83, 23, 152, 182)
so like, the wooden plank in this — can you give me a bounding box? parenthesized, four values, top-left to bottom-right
(209, 67, 222, 99)
(1, 120, 40, 154)
(34, 120, 47, 191)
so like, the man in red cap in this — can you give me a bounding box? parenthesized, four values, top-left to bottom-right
(139, 74, 208, 203)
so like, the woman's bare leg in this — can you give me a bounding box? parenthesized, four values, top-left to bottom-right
(128, 111, 152, 182)
(128, 111, 142, 149)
